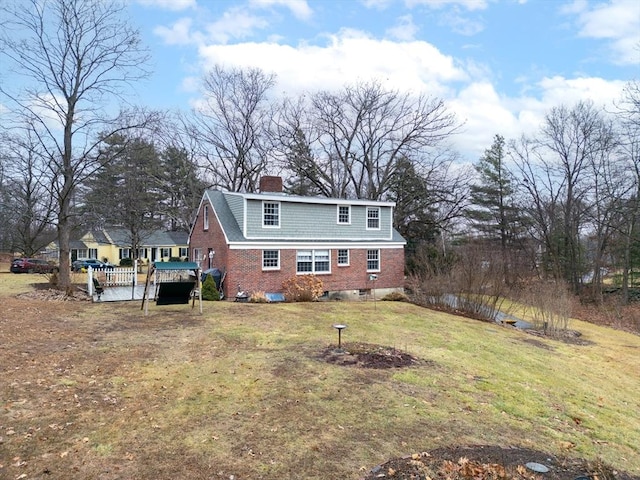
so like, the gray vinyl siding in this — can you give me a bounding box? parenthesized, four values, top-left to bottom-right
(244, 199, 393, 240)
(224, 193, 245, 227)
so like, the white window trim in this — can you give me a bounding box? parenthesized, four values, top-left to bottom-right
(366, 207, 380, 230)
(204, 205, 209, 230)
(262, 249, 280, 270)
(337, 249, 350, 266)
(337, 205, 351, 225)
(262, 200, 281, 228)
(296, 249, 331, 275)
(366, 249, 381, 272)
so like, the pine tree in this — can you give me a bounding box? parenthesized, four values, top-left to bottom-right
(466, 135, 519, 250)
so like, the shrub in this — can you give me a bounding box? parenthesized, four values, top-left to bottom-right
(119, 257, 133, 267)
(282, 275, 324, 302)
(381, 291, 408, 302)
(169, 257, 182, 262)
(201, 274, 220, 301)
(520, 281, 572, 335)
(250, 291, 268, 303)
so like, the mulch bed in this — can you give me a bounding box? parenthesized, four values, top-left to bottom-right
(318, 342, 422, 369)
(360, 445, 636, 480)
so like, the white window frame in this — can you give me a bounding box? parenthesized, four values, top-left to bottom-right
(192, 248, 202, 263)
(367, 249, 380, 272)
(119, 248, 131, 259)
(366, 207, 380, 230)
(296, 249, 331, 274)
(178, 247, 188, 258)
(263, 200, 280, 228)
(204, 205, 209, 230)
(160, 247, 171, 258)
(337, 205, 351, 225)
(262, 250, 280, 270)
(337, 249, 350, 266)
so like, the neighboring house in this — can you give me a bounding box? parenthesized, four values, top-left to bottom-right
(45, 228, 189, 265)
(189, 176, 406, 299)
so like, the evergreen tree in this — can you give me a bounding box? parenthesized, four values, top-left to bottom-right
(466, 135, 519, 250)
(83, 134, 164, 258)
(387, 157, 439, 273)
(159, 146, 207, 231)
(201, 274, 220, 301)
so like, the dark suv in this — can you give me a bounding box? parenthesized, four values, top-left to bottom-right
(72, 259, 115, 272)
(10, 258, 59, 274)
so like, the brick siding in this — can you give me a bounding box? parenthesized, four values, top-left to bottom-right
(190, 197, 405, 298)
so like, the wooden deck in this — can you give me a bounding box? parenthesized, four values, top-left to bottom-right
(93, 285, 156, 302)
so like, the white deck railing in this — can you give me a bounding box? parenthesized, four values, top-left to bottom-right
(87, 261, 138, 295)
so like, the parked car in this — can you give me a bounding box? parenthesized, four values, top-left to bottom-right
(72, 259, 115, 272)
(10, 258, 59, 274)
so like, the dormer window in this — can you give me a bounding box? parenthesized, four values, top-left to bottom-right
(366, 207, 380, 230)
(337, 205, 350, 224)
(263, 200, 280, 227)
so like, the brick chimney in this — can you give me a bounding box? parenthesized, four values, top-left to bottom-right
(259, 176, 283, 193)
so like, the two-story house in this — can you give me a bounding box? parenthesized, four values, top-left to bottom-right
(188, 176, 406, 299)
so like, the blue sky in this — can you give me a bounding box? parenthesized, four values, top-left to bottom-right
(8, 0, 640, 163)
(127, 0, 638, 162)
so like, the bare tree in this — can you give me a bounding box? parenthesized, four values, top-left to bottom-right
(612, 80, 640, 302)
(0, 0, 151, 290)
(189, 65, 276, 193)
(276, 80, 459, 200)
(511, 101, 623, 293)
(0, 129, 57, 256)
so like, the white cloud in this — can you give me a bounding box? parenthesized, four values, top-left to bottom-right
(205, 8, 270, 44)
(189, 24, 626, 162)
(537, 75, 626, 108)
(136, 0, 196, 11)
(360, 0, 394, 9)
(154, 17, 200, 46)
(249, 0, 313, 21)
(406, 0, 489, 11)
(386, 15, 419, 41)
(439, 8, 485, 35)
(198, 29, 466, 97)
(449, 82, 520, 158)
(564, 0, 640, 65)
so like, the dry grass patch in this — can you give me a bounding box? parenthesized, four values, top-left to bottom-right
(1, 271, 639, 479)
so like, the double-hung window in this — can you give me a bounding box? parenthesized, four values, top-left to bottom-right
(367, 207, 380, 230)
(262, 250, 280, 270)
(367, 249, 380, 271)
(337, 205, 350, 224)
(263, 201, 280, 227)
(297, 250, 330, 274)
(337, 249, 349, 266)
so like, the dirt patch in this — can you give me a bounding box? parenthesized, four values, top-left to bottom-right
(525, 327, 592, 346)
(362, 445, 636, 480)
(318, 342, 422, 369)
(17, 287, 91, 301)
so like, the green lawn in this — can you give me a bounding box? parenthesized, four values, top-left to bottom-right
(1, 271, 639, 479)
